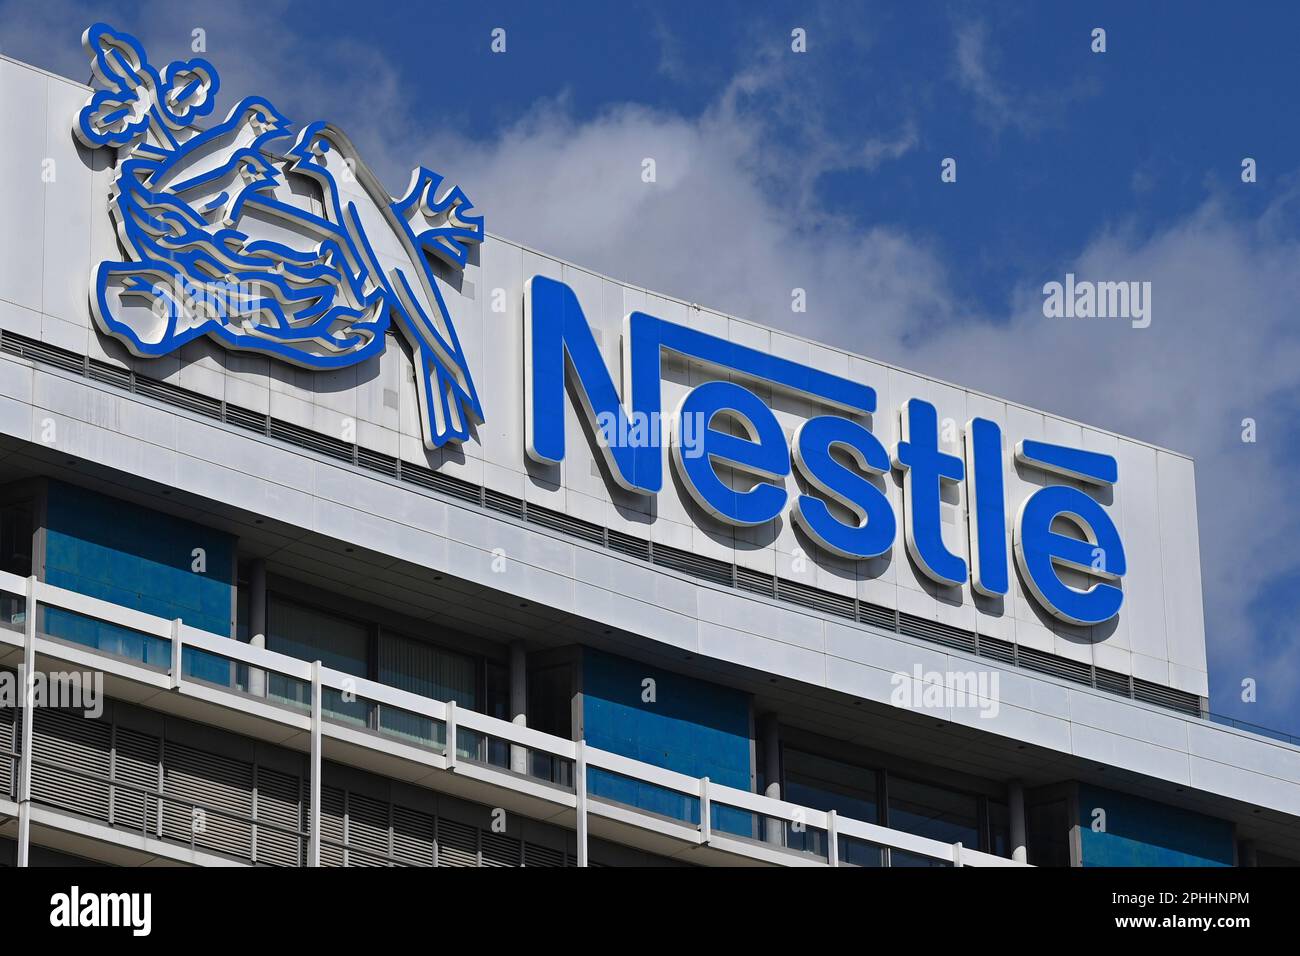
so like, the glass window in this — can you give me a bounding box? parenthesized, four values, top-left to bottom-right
(988, 799, 1012, 858)
(0, 500, 32, 629)
(527, 664, 573, 785)
(267, 598, 370, 722)
(484, 660, 510, 768)
(782, 748, 880, 861)
(268, 598, 369, 675)
(887, 777, 980, 848)
(378, 630, 477, 708)
(1027, 798, 1071, 867)
(784, 749, 879, 823)
(376, 630, 477, 748)
(0, 500, 33, 576)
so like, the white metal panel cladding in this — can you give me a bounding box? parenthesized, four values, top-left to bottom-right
(0, 54, 1208, 697)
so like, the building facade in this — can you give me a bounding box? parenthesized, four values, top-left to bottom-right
(0, 26, 1297, 868)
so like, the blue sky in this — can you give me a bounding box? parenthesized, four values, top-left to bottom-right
(4, 0, 1299, 735)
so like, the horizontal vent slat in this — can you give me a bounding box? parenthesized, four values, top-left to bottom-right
(1133, 678, 1201, 716)
(268, 420, 353, 462)
(1016, 647, 1092, 686)
(736, 567, 776, 598)
(484, 490, 524, 519)
(607, 530, 650, 561)
(898, 613, 976, 653)
(402, 463, 481, 503)
(527, 504, 605, 545)
(652, 544, 733, 586)
(976, 635, 1017, 665)
(857, 602, 898, 631)
(776, 580, 855, 619)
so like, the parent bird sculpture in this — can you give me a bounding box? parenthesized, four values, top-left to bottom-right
(74, 23, 484, 448)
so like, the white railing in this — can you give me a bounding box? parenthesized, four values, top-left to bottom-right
(0, 569, 1027, 868)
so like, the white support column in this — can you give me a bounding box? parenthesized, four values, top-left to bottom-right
(307, 660, 322, 867)
(169, 618, 183, 689)
(509, 641, 528, 775)
(575, 739, 588, 867)
(248, 559, 267, 697)
(444, 699, 457, 770)
(16, 576, 36, 867)
(1009, 780, 1028, 864)
(953, 841, 964, 867)
(699, 777, 711, 846)
(827, 809, 839, 867)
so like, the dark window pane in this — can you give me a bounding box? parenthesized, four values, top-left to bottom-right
(988, 799, 1012, 858)
(527, 664, 572, 738)
(887, 777, 979, 848)
(782, 748, 879, 857)
(378, 631, 476, 709)
(267, 598, 368, 676)
(1027, 798, 1071, 867)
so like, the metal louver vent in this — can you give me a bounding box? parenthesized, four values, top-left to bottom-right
(1016, 647, 1092, 685)
(653, 544, 733, 587)
(315, 786, 346, 867)
(268, 419, 353, 463)
(524, 842, 565, 867)
(527, 504, 606, 545)
(1094, 667, 1132, 698)
(777, 579, 856, 619)
(484, 489, 525, 518)
(1133, 678, 1202, 716)
(858, 602, 898, 632)
(401, 462, 481, 503)
(437, 818, 479, 867)
(899, 613, 977, 653)
(976, 635, 1017, 665)
(134, 376, 223, 420)
(88, 359, 132, 389)
(0, 691, 15, 799)
(31, 709, 112, 820)
(392, 805, 437, 866)
(255, 766, 303, 867)
(608, 530, 651, 561)
(0, 332, 85, 373)
(480, 830, 522, 867)
(736, 567, 776, 598)
(111, 725, 159, 835)
(224, 404, 268, 434)
(357, 448, 400, 478)
(162, 741, 253, 858)
(346, 792, 391, 865)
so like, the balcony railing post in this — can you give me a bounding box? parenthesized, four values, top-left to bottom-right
(575, 739, 588, 868)
(699, 777, 711, 846)
(170, 618, 183, 689)
(827, 809, 839, 867)
(16, 575, 36, 867)
(307, 660, 322, 867)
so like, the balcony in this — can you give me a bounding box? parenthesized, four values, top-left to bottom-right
(0, 569, 1025, 868)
